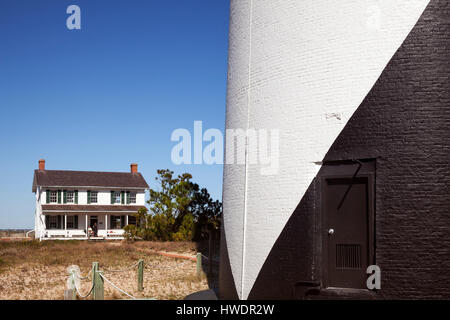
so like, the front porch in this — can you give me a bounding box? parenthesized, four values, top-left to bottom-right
(42, 213, 135, 240)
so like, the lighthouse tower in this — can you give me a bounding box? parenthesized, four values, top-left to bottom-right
(219, 0, 450, 299)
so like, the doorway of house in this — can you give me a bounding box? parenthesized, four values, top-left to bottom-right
(90, 216, 98, 228)
(89, 215, 98, 237)
(320, 160, 375, 289)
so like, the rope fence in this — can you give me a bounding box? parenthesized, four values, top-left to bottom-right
(75, 269, 92, 281)
(64, 250, 209, 300)
(65, 259, 144, 300)
(99, 273, 137, 299)
(102, 260, 141, 273)
(74, 282, 94, 299)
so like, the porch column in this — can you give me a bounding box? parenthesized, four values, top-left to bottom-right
(105, 214, 108, 236)
(126, 215, 128, 226)
(64, 214, 67, 237)
(85, 214, 88, 238)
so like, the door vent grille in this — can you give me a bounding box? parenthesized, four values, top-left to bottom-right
(336, 244, 362, 269)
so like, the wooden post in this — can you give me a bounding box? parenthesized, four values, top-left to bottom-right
(64, 289, 75, 300)
(137, 259, 144, 292)
(72, 271, 77, 300)
(92, 262, 104, 300)
(91, 262, 97, 296)
(64, 271, 76, 300)
(85, 214, 88, 239)
(105, 214, 108, 238)
(196, 253, 202, 278)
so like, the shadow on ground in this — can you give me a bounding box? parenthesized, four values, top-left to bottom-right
(194, 230, 220, 295)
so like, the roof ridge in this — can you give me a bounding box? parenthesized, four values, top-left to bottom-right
(36, 169, 137, 174)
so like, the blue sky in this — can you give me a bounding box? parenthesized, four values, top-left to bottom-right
(0, 0, 230, 228)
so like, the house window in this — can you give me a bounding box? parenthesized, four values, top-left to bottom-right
(66, 191, 74, 203)
(129, 192, 136, 204)
(67, 216, 75, 229)
(91, 191, 98, 203)
(114, 192, 121, 204)
(49, 191, 57, 203)
(49, 216, 57, 229)
(128, 215, 137, 225)
(110, 215, 124, 229)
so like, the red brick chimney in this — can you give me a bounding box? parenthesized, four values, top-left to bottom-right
(38, 159, 45, 171)
(130, 163, 138, 173)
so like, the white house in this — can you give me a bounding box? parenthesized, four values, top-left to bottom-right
(32, 160, 148, 240)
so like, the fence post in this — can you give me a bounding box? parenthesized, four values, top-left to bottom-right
(196, 252, 202, 278)
(92, 262, 104, 300)
(137, 259, 144, 292)
(64, 289, 76, 300)
(64, 271, 76, 300)
(91, 262, 97, 299)
(71, 271, 77, 300)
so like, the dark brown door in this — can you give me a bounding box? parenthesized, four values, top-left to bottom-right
(324, 177, 371, 289)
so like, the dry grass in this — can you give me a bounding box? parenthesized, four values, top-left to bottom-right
(0, 240, 209, 300)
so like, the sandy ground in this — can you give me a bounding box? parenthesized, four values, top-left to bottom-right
(0, 240, 212, 300)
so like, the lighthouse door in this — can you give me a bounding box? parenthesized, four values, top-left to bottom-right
(321, 162, 374, 289)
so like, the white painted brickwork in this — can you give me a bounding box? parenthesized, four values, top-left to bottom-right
(223, 0, 429, 299)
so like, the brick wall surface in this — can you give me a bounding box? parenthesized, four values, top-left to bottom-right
(323, 0, 450, 299)
(220, 0, 449, 299)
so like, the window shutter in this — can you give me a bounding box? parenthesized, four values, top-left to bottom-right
(121, 216, 125, 228)
(74, 215, 78, 229)
(45, 215, 49, 229)
(111, 191, 114, 204)
(121, 191, 125, 204)
(46, 190, 50, 204)
(87, 190, 91, 204)
(57, 190, 61, 204)
(75, 190, 78, 204)
(63, 190, 67, 204)
(126, 191, 130, 204)
(57, 215, 62, 229)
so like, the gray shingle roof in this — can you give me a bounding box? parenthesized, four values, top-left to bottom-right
(32, 170, 149, 192)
